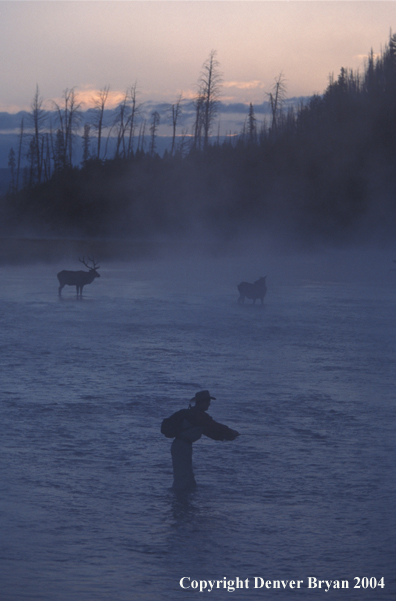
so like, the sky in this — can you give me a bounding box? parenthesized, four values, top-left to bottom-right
(0, 1, 396, 115)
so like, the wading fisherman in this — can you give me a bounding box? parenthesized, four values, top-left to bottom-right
(161, 390, 240, 491)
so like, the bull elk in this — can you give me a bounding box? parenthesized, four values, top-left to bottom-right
(57, 257, 100, 297)
(237, 276, 267, 304)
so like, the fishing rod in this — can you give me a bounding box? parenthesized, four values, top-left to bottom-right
(237, 433, 299, 438)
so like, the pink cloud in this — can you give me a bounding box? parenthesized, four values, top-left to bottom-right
(223, 80, 265, 91)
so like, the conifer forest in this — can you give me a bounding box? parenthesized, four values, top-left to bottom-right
(2, 34, 396, 249)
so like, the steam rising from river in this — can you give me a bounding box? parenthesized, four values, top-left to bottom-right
(0, 239, 395, 601)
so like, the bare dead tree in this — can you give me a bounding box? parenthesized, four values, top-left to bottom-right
(114, 91, 129, 159)
(26, 136, 37, 188)
(92, 85, 110, 159)
(247, 103, 257, 145)
(197, 50, 223, 151)
(53, 88, 82, 168)
(126, 83, 140, 158)
(82, 123, 91, 165)
(16, 117, 24, 191)
(170, 93, 183, 156)
(176, 127, 189, 157)
(43, 133, 52, 181)
(137, 120, 147, 153)
(149, 111, 160, 156)
(65, 89, 82, 165)
(267, 72, 287, 132)
(29, 85, 47, 184)
(192, 92, 204, 151)
(53, 128, 66, 173)
(216, 120, 221, 146)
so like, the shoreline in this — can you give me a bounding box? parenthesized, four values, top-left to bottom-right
(0, 237, 162, 265)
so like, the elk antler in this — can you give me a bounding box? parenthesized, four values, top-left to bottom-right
(79, 256, 100, 270)
(88, 256, 100, 270)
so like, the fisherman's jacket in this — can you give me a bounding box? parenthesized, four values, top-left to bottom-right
(175, 407, 238, 442)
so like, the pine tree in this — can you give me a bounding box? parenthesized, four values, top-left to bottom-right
(82, 123, 91, 165)
(247, 103, 257, 145)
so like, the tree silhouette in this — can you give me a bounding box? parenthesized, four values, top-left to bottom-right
(197, 50, 222, 150)
(53, 88, 82, 169)
(149, 111, 160, 156)
(170, 93, 183, 156)
(92, 85, 110, 159)
(267, 72, 287, 133)
(29, 85, 47, 185)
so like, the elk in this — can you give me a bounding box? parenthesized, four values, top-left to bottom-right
(57, 257, 100, 297)
(237, 276, 267, 304)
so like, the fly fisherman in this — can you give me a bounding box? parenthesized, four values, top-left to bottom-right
(161, 390, 240, 491)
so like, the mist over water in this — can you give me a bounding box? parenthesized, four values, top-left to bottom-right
(0, 243, 395, 600)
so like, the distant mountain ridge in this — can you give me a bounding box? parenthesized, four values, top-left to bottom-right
(0, 97, 309, 168)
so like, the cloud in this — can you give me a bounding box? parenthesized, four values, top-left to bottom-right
(353, 53, 381, 63)
(0, 111, 29, 133)
(223, 80, 265, 91)
(57, 88, 128, 111)
(39, 86, 139, 113)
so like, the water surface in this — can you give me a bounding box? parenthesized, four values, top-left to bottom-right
(0, 251, 395, 600)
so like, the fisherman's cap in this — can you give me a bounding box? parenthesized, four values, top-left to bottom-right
(193, 390, 216, 403)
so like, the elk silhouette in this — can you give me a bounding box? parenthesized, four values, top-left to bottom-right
(57, 257, 100, 297)
(237, 276, 267, 304)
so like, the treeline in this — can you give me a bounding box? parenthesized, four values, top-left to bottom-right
(2, 36, 396, 246)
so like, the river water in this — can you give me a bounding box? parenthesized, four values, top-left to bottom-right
(0, 247, 395, 601)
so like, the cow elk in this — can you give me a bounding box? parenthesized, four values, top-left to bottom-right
(237, 276, 267, 304)
(57, 257, 100, 297)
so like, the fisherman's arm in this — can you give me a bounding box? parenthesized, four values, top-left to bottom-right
(202, 417, 240, 441)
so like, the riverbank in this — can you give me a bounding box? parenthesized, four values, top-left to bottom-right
(0, 237, 161, 265)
